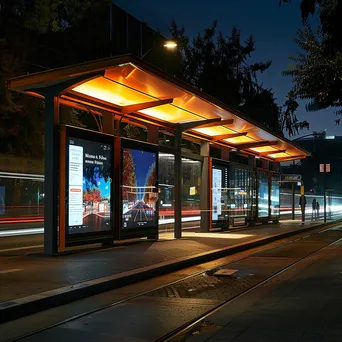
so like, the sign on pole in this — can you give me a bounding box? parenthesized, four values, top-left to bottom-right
(320, 164, 324, 172)
(326, 164, 331, 172)
(280, 174, 302, 182)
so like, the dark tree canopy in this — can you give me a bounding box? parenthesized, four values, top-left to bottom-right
(281, 0, 342, 123)
(170, 20, 308, 134)
(0, 0, 112, 157)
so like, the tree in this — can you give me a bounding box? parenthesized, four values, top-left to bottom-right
(143, 162, 157, 204)
(122, 149, 137, 201)
(283, 24, 342, 123)
(279, 90, 310, 136)
(84, 188, 102, 203)
(170, 21, 283, 133)
(280, 0, 342, 123)
(0, 0, 112, 157)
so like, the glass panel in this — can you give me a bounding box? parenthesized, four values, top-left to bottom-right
(212, 164, 229, 229)
(158, 153, 175, 233)
(181, 157, 201, 231)
(0, 175, 44, 218)
(258, 172, 269, 218)
(271, 175, 280, 218)
(229, 166, 254, 221)
(212, 163, 256, 229)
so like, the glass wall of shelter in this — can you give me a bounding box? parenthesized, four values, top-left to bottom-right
(212, 161, 257, 229)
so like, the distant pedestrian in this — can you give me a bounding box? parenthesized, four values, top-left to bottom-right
(299, 195, 307, 220)
(316, 201, 320, 218)
(312, 198, 317, 219)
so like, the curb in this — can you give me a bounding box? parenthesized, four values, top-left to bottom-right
(1, 219, 341, 323)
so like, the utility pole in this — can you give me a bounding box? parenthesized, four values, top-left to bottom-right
(320, 163, 330, 223)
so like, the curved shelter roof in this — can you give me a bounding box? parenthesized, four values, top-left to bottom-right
(7, 55, 309, 162)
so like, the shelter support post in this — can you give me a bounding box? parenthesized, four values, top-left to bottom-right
(147, 124, 158, 144)
(174, 126, 182, 239)
(300, 180, 305, 223)
(221, 146, 229, 161)
(292, 183, 295, 220)
(324, 166, 327, 223)
(44, 95, 60, 255)
(248, 155, 256, 168)
(200, 142, 210, 232)
(102, 112, 114, 134)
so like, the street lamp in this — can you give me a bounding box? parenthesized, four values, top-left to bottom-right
(141, 40, 177, 59)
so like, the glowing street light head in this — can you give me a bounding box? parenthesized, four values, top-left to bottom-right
(163, 41, 177, 49)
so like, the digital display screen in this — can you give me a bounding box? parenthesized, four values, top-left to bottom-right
(212, 168, 222, 221)
(122, 148, 157, 229)
(67, 137, 112, 234)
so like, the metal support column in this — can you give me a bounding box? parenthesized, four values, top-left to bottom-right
(324, 165, 327, 223)
(174, 126, 182, 238)
(44, 95, 60, 255)
(200, 142, 210, 232)
(102, 111, 114, 134)
(147, 124, 158, 144)
(221, 146, 229, 161)
(248, 155, 256, 168)
(291, 183, 295, 220)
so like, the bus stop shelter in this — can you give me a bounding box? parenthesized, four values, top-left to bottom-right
(7, 55, 310, 255)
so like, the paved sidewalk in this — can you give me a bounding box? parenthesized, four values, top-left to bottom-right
(0, 217, 341, 323)
(183, 229, 342, 342)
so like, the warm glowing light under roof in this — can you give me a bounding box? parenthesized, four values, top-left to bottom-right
(164, 41, 177, 49)
(249, 146, 277, 153)
(193, 126, 235, 136)
(268, 152, 289, 159)
(224, 135, 254, 144)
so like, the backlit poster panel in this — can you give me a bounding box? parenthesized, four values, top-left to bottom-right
(122, 148, 157, 229)
(212, 168, 222, 220)
(67, 137, 112, 234)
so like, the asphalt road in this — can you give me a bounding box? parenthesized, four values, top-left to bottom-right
(3, 223, 342, 342)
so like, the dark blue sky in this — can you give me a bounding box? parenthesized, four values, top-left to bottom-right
(115, 0, 340, 137)
(131, 149, 156, 187)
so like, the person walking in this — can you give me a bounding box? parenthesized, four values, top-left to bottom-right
(312, 198, 317, 219)
(316, 201, 320, 218)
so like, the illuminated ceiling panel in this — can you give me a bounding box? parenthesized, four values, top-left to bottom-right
(224, 135, 255, 144)
(139, 104, 203, 124)
(72, 77, 153, 106)
(249, 146, 278, 153)
(106, 64, 224, 120)
(268, 152, 290, 159)
(7, 55, 310, 162)
(193, 126, 235, 137)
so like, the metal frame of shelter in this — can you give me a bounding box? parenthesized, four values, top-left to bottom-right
(7, 55, 311, 255)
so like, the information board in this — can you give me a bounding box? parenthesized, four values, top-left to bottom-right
(212, 168, 222, 220)
(67, 137, 112, 235)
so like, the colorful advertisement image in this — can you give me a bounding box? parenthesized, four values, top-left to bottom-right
(212, 168, 222, 221)
(68, 137, 112, 235)
(122, 148, 157, 229)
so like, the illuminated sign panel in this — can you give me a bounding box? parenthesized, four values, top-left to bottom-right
(67, 137, 112, 235)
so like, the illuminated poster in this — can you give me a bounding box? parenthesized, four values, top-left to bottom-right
(122, 148, 157, 229)
(67, 137, 112, 234)
(258, 174, 269, 217)
(0, 186, 5, 215)
(212, 168, 222, 220)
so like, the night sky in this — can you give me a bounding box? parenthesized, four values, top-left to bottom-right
(114, 0, 340, 137)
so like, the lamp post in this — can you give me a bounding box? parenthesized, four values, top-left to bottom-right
(141, 41, 177, 59)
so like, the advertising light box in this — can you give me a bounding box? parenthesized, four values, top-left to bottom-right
(122, 147, 158, 231)
(67, 135, 113, 236)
